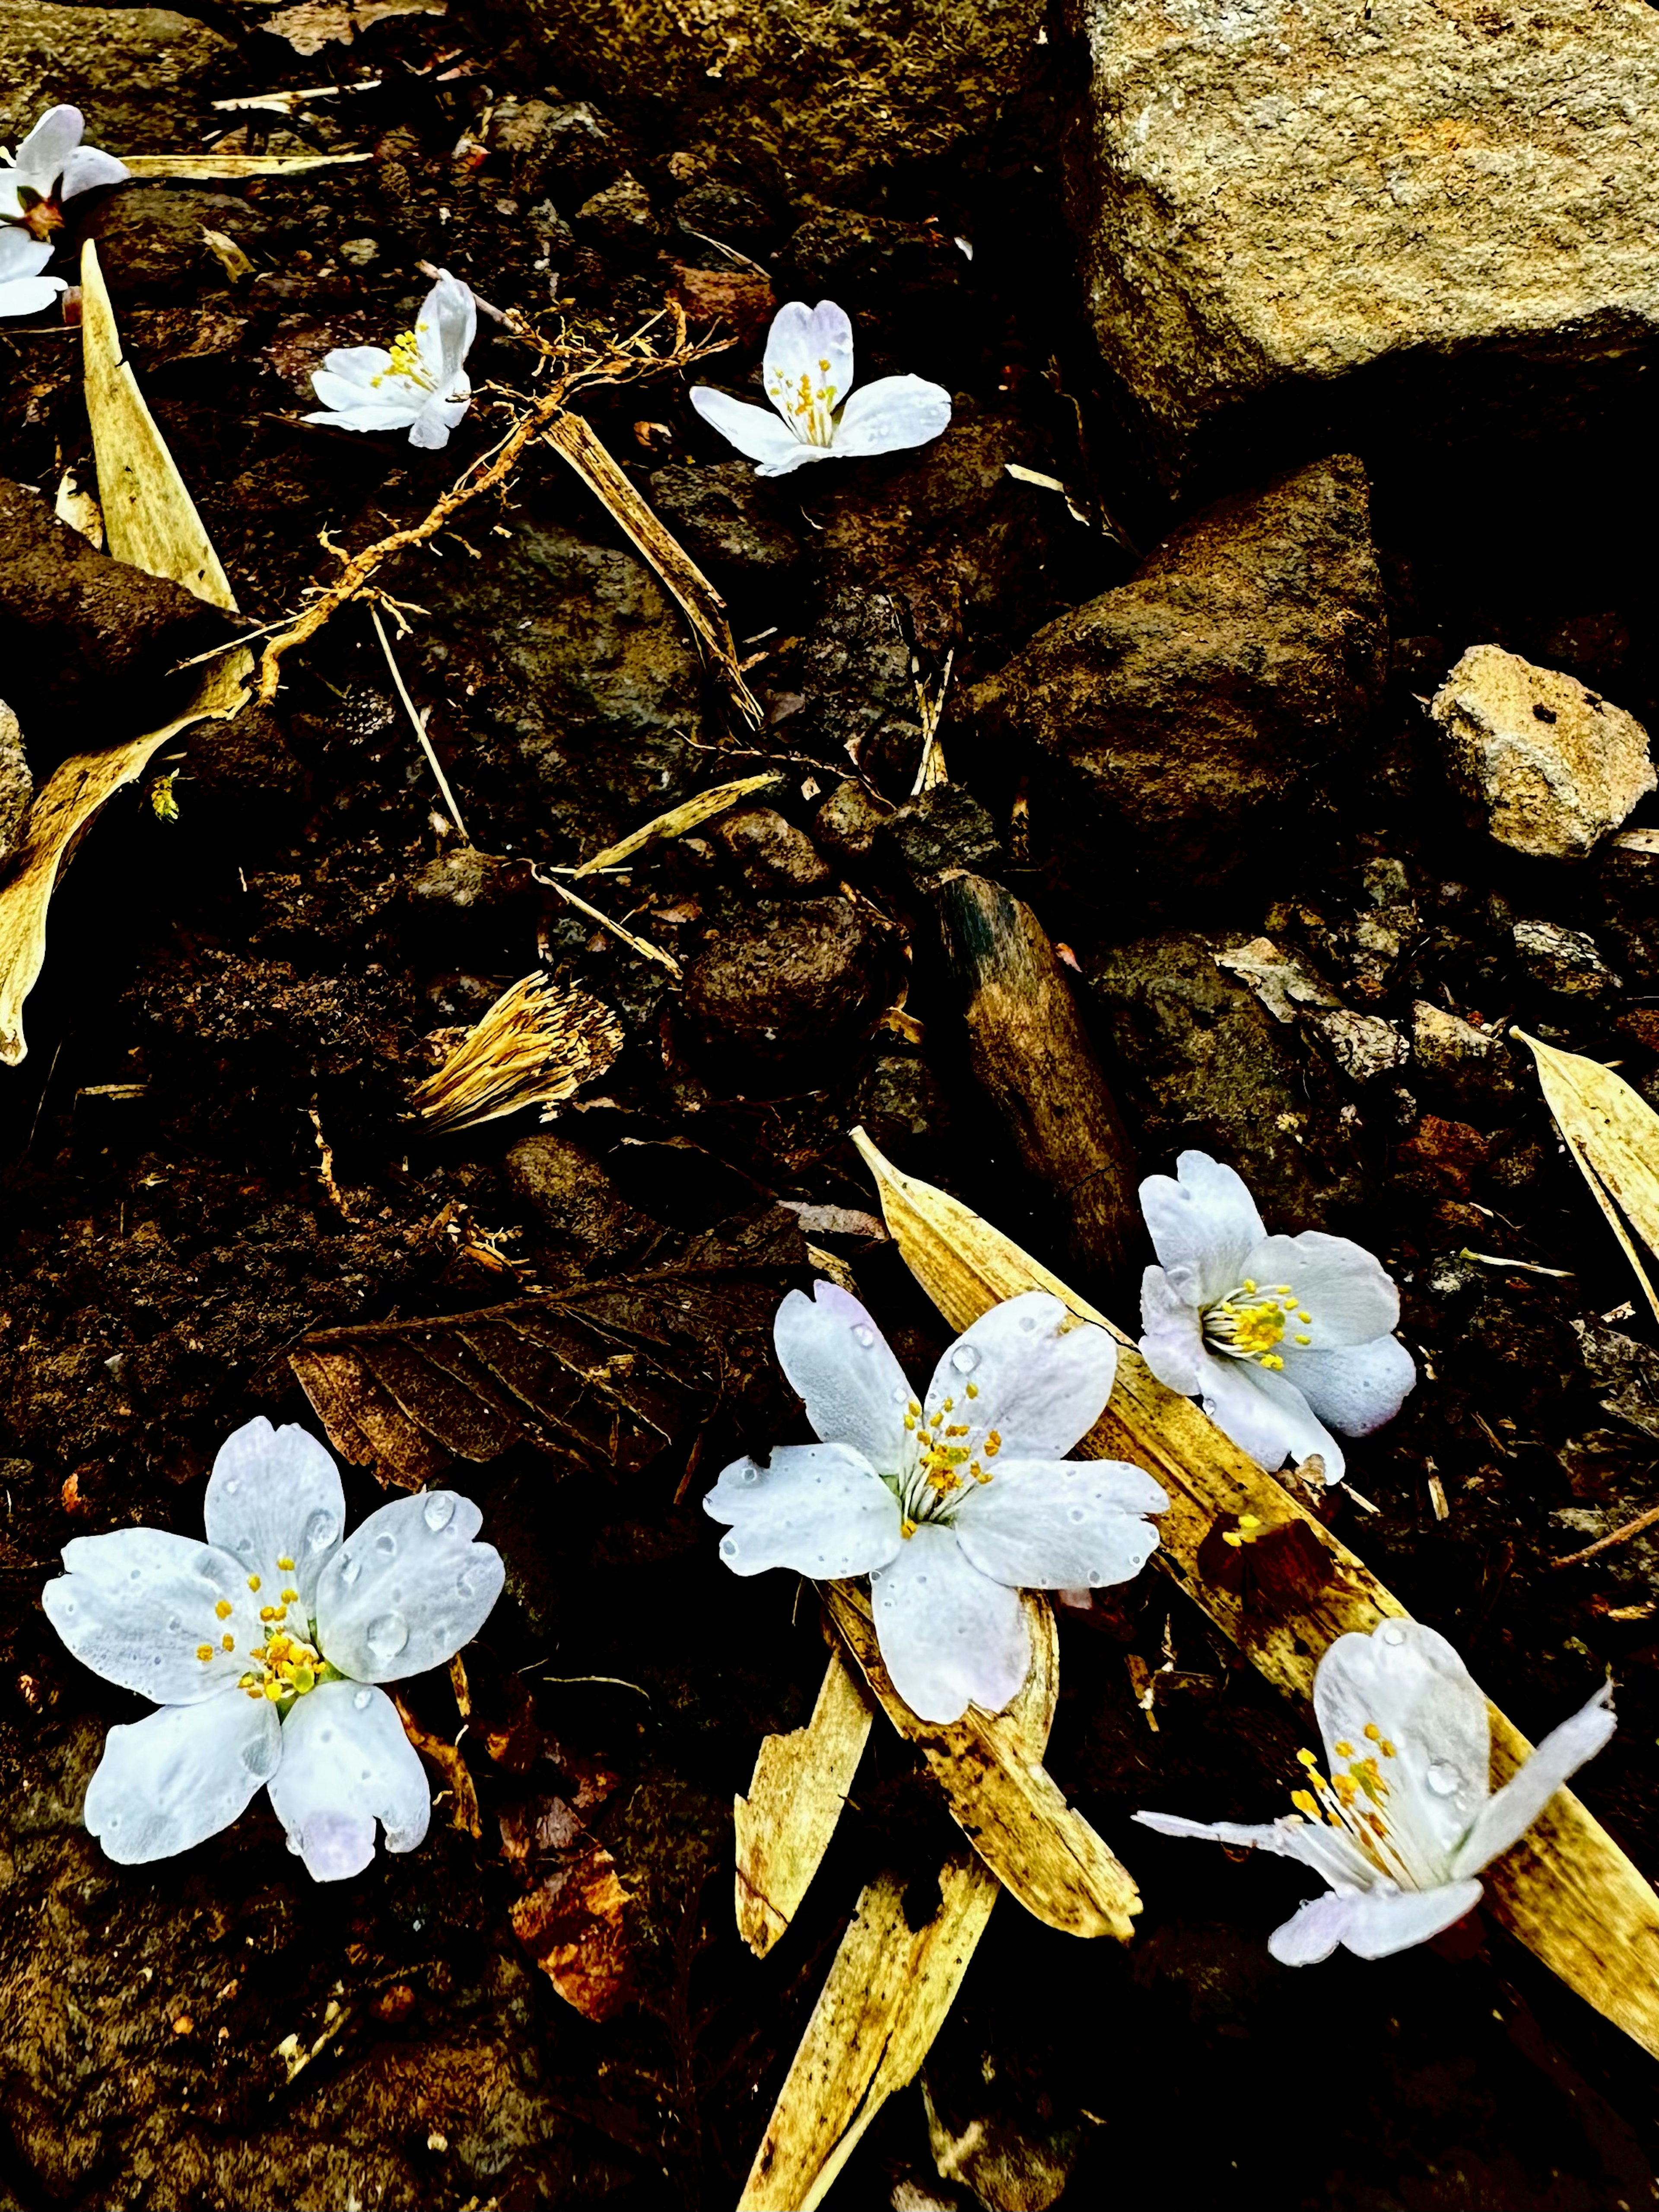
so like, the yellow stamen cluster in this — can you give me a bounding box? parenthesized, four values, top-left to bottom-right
(767, 351, 839, 447)
(372, 323, 435, 391)
(241, 1626, 323, 1702)
(1203, 1281, 1316, 1369)
(1287, 1724, 1413, 1884)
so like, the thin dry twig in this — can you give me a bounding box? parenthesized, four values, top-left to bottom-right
(368, 600, 469, 840)
(526, 862, 681, 974)
(1552, 1503, 1659, 1570)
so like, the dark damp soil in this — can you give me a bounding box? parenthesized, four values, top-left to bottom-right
(0, 8, 1658, 2209)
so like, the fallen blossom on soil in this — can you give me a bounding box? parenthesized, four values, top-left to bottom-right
(306, 271, 476, 449)
(1134, 1617, 1614, 1964)
(0, 105, 128, 241)
(688, 298, 951, 477)
(704, 1282, 1167, 1724)
(1138, 1149, 1415, 1484)
(42, 1416, 504, 1880)
(0, 228, 63, 318)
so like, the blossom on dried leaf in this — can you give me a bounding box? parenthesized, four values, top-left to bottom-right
(306, 272, 476, 450)
(1135, 1617, 1614, 1964)
(704, 1283, 1166, 1725)
(42, 1416, 504, 1879)
(689, 299, 950, 478)
(1138, 1149, 1414, 1484)
(0, 105, 128, 241)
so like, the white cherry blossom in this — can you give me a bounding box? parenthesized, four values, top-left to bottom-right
(1135, 1617, 1614, 1964)
(0, 227, 63, 318)
(306, 273, 476, 450)
(704, 1283, 1166, 1724)
(688, 299, 950, 478)
(1138, 1149, 1415, 1485)
(42, 1416, 504, 1880)
(0, 105, 129, 240)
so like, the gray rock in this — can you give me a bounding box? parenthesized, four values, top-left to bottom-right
(84, 186, 270, 303)
(574, 173, 659, 252)
(682, 897, 884, 1069)
(1412, 1001, 1519, 1115)
(970, 456, 1386, 911)
(479, 0, 1046, 197)
(486, 96, 625, 201)
(647, 460, 803, 589)
(1306, 1009, 1409, 1087)
(1069, 0, 1659, 480)
(814, 778, 892, 869)
(0, 4, 233, 148)
(879, 783, 1003, 898)
(505, 1132, 653, 1267)
(1430, 644, 1655, 860)
(1512, 918, 1621, 999)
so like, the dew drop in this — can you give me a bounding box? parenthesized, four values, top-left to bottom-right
(890, 1384, 910, 1405)
(374, 1532, 397, 1557)
(60, 1597, 76, 1616)
(339, 1557, 362, 1586)
(305, 1510, 339, 1553)
(235, 1537, 255, 1556)
(353, 1687, 373, 1710)
(223, 1477, 242, 1496)
(950, 1345, 979, 1374)
(719, 1537, 739, 1561)
(241, 1735, 280, 1779)
(741, 1466, 759, 1485)
(915, 1574, 928, 1588)
(168, 1614, 181, 1633)
(360, 1768, 372, 1783)
(319, 1728, 334, 1744)
(1380, 1624, 1407, 1647)
(1068, 1507, 1086, 1524)
(130, 1568, 143, 1582)
(1425, 1760, 1460, 1797)
(851, 1324, 876, 1349)
(365, 1612, 409, 1660)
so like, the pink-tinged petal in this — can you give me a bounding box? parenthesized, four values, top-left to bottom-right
(84, 1691, 280, 1864)
(870, 1525, 1029, 1724)
(773, 1281, 910, 1468)
(1241, 1231, 1400, 1347)
(314, 1492, 503, 1684)
(0, 275, 66, 317)
(1194, 1353, 1346, 1483)
(689, 384, 808, 469)
(763, 298, 854, 434)
(1283, 1333, 1415, 1437)
(1452, 1680, 1615, 1879)
(14, 105, 83, 192)
(203, 1416, 345, 1612)
(832, 374, 951, 458)
(1314, 1620, 1489, 1871)
(268, 1680, 431, 1881)
(43, 1529, 259, 1702)
(59, 145, 129, 200)
(1138, 1152, 1267, 1303)
(950, 1456, 1165, 1590)
(413, 273, 474, 387)
(925, 1293, 1115, 1460)
(704, 1441, 902, 1579)
(1138, 1267, 1208, 1394)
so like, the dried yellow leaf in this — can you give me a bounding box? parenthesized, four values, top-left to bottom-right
(734, 1649, 873, 1957)
(567, 773, 784, 877)
(1515, 1028, 1659, 1324)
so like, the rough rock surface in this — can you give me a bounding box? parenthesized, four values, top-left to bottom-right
(0, 701, 32, 859)
(682, 897, 884, 1068)
(1430, 644, 1655, 859)
(1068, 0, 1659, 477)
(0, 4, 233, 146)
(969, 455, 1387, 910)
(478, 0, 1047, 195)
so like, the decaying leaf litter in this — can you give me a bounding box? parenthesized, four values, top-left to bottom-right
(1, 6, 1659, 2208)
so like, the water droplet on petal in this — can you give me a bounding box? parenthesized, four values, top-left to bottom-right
(1425, 1760, 1460, 1797)
(352, 1687, 373, 1711)
(168, 1614, 181, 1633)
(305, 1510, 339, 1552)
(339, 1557, 362, 1586)
(224, 1477, 241, 1496)
(719, 1537, 739, 1560)
(1069, 1507, 1086, 1524)
(235, 1537, 254, 1556)
(851, 1324, 876, 1349)
(241, 1734, 280, 1779)
(950, 1344, 979, 1374)
(890, 1384, 910, 1405)
(741, 1466, 759, 1485)
(360, 1769, 372, 1783)
(422, 1493, 455, 1532)
(365, 1612, 408, 1660)
(373, 1532, 397, 1557)
(1088, 1569, 1105, 1587)
(1380, 1624, 1407, 1647)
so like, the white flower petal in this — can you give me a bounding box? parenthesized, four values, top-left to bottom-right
(869, 1524, 1029, 1725)
(14, 105, 83, 193)
(0, 230, 52, 282)
(1267, 1891, 1363, 1964)
(0, 275, 66, 317)
(773, 1281, 911, 1469)
(312, 345, 394, 393)
(1452, 1680, 1615, 1879)
(950, 1456, 1165, 1590)
(1241, 1231, 1400, 1347)
(832, 374, 951, 457)
(1283, 1333, 1416, 1437)
(203, 1416, 346, 1611)
(925, 1294, 1115, 1461)
(1314, 1620, 1490, 1871)
(313, 1490, 503, 1684)
(84, 1690, 280, 1864)
(59, 144, 129, 199)
(1139, 1152, 1267, 1304)
(1138, 1267, 1208, 1394)
(689, 385, 812, 468)
(763, 298, 854, 433)
(1132, 1808, 1374, 1889)
(1196, 1353, 1346, 1482)
(308, 401, 425, 435)
(1310, 1876, 1484, 1961)
(704, 1441, 902, 1578)
(43, 1529, 257, 1701)
(267, 1680, 430, 1881)
(413, 274, 475, 388)
(409, 392, 470, 449)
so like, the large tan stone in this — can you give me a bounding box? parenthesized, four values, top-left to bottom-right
(1430, 644, 1655, 859)
(1069, 0, 1659, 477)
(0, 5, 233, 149)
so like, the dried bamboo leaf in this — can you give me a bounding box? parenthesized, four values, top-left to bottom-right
(848, 1126, 1659, 2062)
(568, 773, 783, 876)
(737, 1575, 1058, 2210)
(1516, 1029, 1659, 1324)
(824, 1582, 1140, 1941)
(411, 972, 623, 1133)
(734, 1649, 874, 1957)
(119, 152, 375, 178)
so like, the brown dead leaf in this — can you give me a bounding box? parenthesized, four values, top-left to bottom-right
(392, 1694, 481, 1837)
(291, 1203, 807, 1486)
(509, 1841, 632, 2021)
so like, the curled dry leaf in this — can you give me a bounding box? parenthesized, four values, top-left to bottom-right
(391, 1693, 482, 1838)
(1516, 1028, 1659, 1324)
(849, 1124, 1659, 2062)
(509, 1840, 632, 2022)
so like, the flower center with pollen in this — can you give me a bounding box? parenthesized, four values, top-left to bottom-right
(1286, 1722, 1437, 1891)
(192, 1560, 340, 1706)
(1201, 1281, 1314, 1371)
(375, 324, 437, 392)
(767, 352, 839, 447)
(891, 1356, 1001, 1534)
